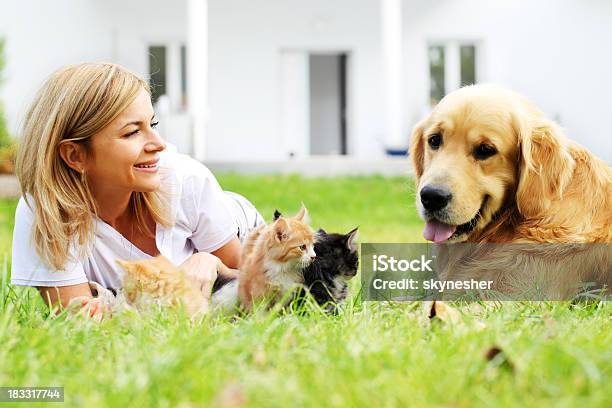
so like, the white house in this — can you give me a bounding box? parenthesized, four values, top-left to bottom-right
(1, 0, 611, 163)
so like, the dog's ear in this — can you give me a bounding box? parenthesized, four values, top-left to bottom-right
(409, 120, 425, 179)
(515, 118, 575, 218)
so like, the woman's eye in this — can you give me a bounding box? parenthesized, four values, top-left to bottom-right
(474, 143, 497, 160)
(428, 133, 442, 150)
(123, 129, 139, 138)
(299, 244, 307, 251)
(123, 121, 159, 137)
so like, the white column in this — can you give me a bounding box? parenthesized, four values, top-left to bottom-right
(381, 0, 404, 151)
(187, 0, 208, 161)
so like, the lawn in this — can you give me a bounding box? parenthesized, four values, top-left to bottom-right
(0, 175, 610, 407)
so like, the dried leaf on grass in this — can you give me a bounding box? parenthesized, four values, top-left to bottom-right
(423, 301, 462, 325)
(484, 345, 514, 372)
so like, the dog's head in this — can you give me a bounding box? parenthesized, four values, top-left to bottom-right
(410, 84, 575, 242)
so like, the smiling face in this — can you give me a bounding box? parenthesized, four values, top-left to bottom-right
(411, 85, 524, 242)
(84, 88, 165, 194)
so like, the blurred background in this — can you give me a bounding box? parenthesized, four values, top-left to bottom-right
(0, 0, 611, 177)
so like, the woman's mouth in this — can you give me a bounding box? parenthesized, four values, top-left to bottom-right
(133, 159, 159, 173)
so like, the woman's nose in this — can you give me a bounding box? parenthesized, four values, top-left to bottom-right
(146, 128, 166, 152)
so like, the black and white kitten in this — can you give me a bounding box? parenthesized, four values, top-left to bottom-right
(300, 227, 360, 312)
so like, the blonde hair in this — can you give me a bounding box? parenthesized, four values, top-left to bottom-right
(16, 62, 173, 271)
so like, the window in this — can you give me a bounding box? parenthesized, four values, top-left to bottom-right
(428, 42, 478, 104)
(460, 45, 476, 87)
(428, 45, 445, 103)
(148, 46, 167, 104)
(180, 45, 187, 109)
(147, 44, 188, 111)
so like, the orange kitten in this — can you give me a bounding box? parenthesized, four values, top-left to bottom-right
(237, 205, 316, 311)
(116, 256, 208, 317)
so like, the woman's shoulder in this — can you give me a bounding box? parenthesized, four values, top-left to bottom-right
(13, 197, 34, 241)
(15, 195, 35, 220)
(11, 194, 89, 287)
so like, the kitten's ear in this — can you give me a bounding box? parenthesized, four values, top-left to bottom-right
(274, 218, 290, 243)
(273, 209, 282, 220)
(345, 227, 359, 250)
(294, 204, 310, 224)
(317, 228, 327, 235)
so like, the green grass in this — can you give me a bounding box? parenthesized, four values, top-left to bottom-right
(0, 175, 610, 407)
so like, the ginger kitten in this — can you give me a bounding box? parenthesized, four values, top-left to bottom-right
(237, 206, 316, 311)
(116, 256, 208, 317)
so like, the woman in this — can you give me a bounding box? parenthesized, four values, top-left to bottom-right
(11, 62, 263, 316)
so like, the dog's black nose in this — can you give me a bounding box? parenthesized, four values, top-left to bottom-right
(420, 185, 452, 211)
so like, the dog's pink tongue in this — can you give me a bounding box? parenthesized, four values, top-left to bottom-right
(423, 220, 456, 243)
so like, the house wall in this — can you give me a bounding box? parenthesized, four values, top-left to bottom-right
(0, 0, 186, 138)
(0, 0, 112, 135)
(207, 0, 384, 160)
(403, 0, 612, 163)
(1, 0, 611, 163)
(103, 0, 187, 85)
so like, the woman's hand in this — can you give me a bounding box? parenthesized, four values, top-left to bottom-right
(38, 283, 112, 321)
(179, 252, 227, 300)
(67, 296, 112, 321)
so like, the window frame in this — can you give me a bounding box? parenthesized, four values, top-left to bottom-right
(427, 40, 481, 104)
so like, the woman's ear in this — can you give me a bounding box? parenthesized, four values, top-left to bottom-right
(515, 118, 575, 218)
(58, 141, 87, 174)
(409, 121, 425, 180)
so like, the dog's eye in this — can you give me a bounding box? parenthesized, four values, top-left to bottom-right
(428, 134, 442, 150)
(474, 143, 497, 160)
(299, 244, 307, 251)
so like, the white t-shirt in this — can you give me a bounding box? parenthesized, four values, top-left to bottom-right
(10, 145, 238, 290)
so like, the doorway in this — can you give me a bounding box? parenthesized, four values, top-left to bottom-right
(309, 53, 348, 155)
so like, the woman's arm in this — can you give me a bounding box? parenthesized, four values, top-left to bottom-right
(211, 236, 242, 269)
(37, 283, 93, 309)
(37, 283, 109, 319)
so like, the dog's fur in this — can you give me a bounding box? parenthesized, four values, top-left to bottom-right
(410, 85, 611, 298)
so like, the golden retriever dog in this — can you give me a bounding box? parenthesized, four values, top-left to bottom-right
(410, 84, 611, 298)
